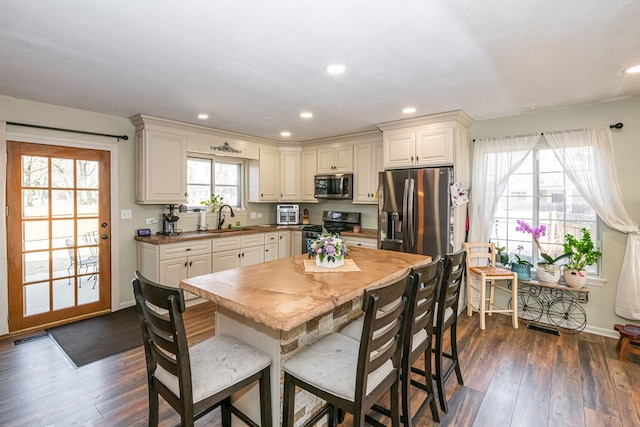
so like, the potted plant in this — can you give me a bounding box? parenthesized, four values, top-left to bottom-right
(510, 245, 532, 280)
(515, 220, 570, 283)
(201, 193, 224, 212)
(562, 228, 601, 288)
(308, 227, 348, 268)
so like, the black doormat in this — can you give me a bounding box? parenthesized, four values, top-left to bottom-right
(46, 306, 142, 367)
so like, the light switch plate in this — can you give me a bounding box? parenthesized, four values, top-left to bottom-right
(120, 209, 132, 219)
(250, 212, 257, 219)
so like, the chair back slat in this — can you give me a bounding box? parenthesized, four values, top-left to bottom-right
(438, 250, 466, 329)
(133, 271, 193, 408)
(464, 242, 495, 268)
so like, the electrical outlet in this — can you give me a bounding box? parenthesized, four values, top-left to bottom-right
(120, 209, 132, 219)
(257, 213, 263, 218)
(146, 218, 158, 225)
(250, 212, 257, 219)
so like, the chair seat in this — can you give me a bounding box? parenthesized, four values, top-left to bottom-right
(283, 332, 393, 402)
(468, 266, 515, 277)
(615, 323, 640, 340)
(155, 333, 271, 402)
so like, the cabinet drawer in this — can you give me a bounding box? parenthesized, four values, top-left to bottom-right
(264, 232, 278, 244)
(345, 236, 378, 249)
(212, 236, 241, 252)
(159, 240, 212, 259)
(241, 234, 265, 247)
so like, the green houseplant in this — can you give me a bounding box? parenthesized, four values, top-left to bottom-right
(562, 228, 601, 288)
(201, 193, 224, 212)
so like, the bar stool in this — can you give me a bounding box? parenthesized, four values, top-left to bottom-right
(614, 323, 640, 361)
(464, 242, 519, 329)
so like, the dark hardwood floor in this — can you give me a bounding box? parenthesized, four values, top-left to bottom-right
(1, 302, 638, 426)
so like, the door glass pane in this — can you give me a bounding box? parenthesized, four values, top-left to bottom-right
(51, 189, 74, 217)
(52, 219, 74, 249)
(22, 156, 48, 187)
(77, 160, 99, 189)
(51, 158, 74, 188)
(25, 282, 49, 316)
(24, 251, 49, 283)
(53, 248, 71, 279)
(53, 278, 74, 310)
(77, 190, 98, 216)
(22, 189, 49, 218)
(23, 221, 49, 251)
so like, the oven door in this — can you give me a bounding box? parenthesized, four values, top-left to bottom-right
(278, 209, 290, 225)
(286, 210, 299, 225)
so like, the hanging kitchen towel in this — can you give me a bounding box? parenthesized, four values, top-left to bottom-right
(450, 182, 468, 207)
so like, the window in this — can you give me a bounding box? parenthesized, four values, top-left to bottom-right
(492, 143, 600, 275)
(187, 156, 243, 208)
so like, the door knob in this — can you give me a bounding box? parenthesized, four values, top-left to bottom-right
(100, 234, 109, 240)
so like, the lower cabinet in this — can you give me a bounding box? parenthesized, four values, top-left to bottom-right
(212, 234, 265, 272)
(137, 240, 212, 300)
(278, 231, 291, 259)
(343, 236, 378, 249)
(292, 231, 303, 255)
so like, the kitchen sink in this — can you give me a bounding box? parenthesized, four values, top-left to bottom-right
(202, 226, 259, 234)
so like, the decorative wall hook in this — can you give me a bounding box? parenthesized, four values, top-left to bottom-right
(210, 141, 241, 154)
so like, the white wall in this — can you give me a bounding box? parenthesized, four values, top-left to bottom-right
(470, 98, 640, 334)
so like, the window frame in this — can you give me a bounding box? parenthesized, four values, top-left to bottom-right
(186, 154, 245, 210)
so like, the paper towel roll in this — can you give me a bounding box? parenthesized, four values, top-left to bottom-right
(199, 210, 207, 231)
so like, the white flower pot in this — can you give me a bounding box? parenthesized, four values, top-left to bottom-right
(564, 269, 588, 288)
(536, 265, 561, 283)
(316, 255, 344, 269)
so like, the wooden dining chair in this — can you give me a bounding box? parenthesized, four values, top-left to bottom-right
(282, 269, 412, 427)
(132, 271, 273, 427)
(464, 242, 518, 330)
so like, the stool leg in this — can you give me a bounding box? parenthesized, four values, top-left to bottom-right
(512, 276, 518, 329)
(479, 275, 486, 330)
(619, 337, 630, 362)
(488, 279, 495, 317)
(467, 274, 474, 317)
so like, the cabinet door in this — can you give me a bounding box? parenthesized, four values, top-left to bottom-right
(317, 148, 336, 174)
(241, 245, 264, 267)
(301, 150, 318, 202)
(371, 141, 383, 197)
(264, 243, 278, 262)
(279, 151, 301, 201)
(291, 231, 303, 256)
(334, 146, 353, 173)
(415, 125, 454, 166)
(353, 143, 373, 203)
(258, 148, 279, 201)
(159, 257, 187, 288)
(136, 129, 187, 204)
(278, 231, 291, 259)
(187, 254, 212, 278)
(212, 249, 240, 272)
(383, 131, 415, 168)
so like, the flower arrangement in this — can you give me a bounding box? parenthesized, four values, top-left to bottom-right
(308, 228, 348, 263)
(512, 244, 533, 267)
(515, 220, 569, 265)
(201, 193, 224, 212)
(563, 228, 601, 271)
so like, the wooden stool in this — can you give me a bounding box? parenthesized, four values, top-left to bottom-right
(614, 323, 640, 361)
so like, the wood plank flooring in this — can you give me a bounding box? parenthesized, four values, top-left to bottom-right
(1, 303, 638, 426)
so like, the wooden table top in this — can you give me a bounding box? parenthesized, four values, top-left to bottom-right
(180, 247, 431, 332)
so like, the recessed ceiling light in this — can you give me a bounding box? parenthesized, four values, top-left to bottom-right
(280, 131, 291, 137)
(624, 64, 640, 74)
(402, 107, 416, 114)
(326, 64, 346, 74)
(197, 113, 209, 120)
(300, 112, 313, 118)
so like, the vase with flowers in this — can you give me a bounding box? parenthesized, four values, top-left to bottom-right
(562, 228, 601, 288)
(308, 228, 348, 268)
(200, 193, 225, 212)
(515, 220, 570, 283)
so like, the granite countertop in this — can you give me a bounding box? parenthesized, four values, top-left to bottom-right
(180, 246, 431, 331)
(134, 224, 303, 244)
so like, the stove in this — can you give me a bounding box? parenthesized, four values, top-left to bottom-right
(301, 211, 361, 253)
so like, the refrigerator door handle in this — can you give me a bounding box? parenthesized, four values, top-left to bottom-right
(407, 178, 415, 252)
(402, 178, 410, 252)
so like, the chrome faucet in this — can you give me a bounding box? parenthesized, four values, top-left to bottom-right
(217, 204, 235, 229)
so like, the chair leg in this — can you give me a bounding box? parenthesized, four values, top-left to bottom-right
(488, 279, 495, 317)
(148, 388, 159, 427)
(433, 331, 448, 413)
(423, 348, 440, 423)
(282, 372, 295, 427)
(466, 275, 474, 316)
(618, 337, 630, 361)
(401, 356, 412, 427)
(479, 276, 487, 330)
(450, 323, 464, 386)
(259, 366, 273, 427)
(511, 277, 519, 329)
(390, 379, 401, 427)
(221, 397, 232, 427)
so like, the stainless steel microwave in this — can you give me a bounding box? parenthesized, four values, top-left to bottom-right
(314, 174, 353, 200)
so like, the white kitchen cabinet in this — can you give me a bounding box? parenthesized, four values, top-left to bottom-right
(249, 147, 279, 202)
(278, 231, 291, 259)
(136, 240, 212, 301)
(291, 231, 303, 256)
(353, 142, 383, 204)
(317, 146, 353, 174)
(134, 128, 188, 204)
(301, 149, 318, 202)
(343, 236, 378, 249)
(212, 234, 265, 271)
(383, 123, 454, 168)
(279, 151, 301, 201)
(264, 242, 278, 262)
(240, 234, 265, 267)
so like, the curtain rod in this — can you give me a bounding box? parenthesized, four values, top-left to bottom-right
(472, 122, 623, 142)
(6, 121, 129, 141)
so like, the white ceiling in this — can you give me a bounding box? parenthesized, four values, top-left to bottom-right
(1, 0, 639, 142)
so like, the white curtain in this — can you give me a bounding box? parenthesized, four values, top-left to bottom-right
(468, 134, 541, 244)
(545, 127, 640, 320)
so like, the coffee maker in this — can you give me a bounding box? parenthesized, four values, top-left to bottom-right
(158, 204, 181, 235)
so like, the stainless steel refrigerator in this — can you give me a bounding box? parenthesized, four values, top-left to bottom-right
(378, 167, 453, 259)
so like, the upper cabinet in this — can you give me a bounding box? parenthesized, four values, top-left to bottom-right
(317, 146, 353, 174)
(279, 151, 301, 201)
(134, 127, 188, 204)
(379, 110, 472, 175)
(353, 142, 383, 204)
(249, 147, 279, 202)
(301, 149, 318, 203)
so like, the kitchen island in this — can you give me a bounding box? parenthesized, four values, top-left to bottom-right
(180, 246, 431, 426)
